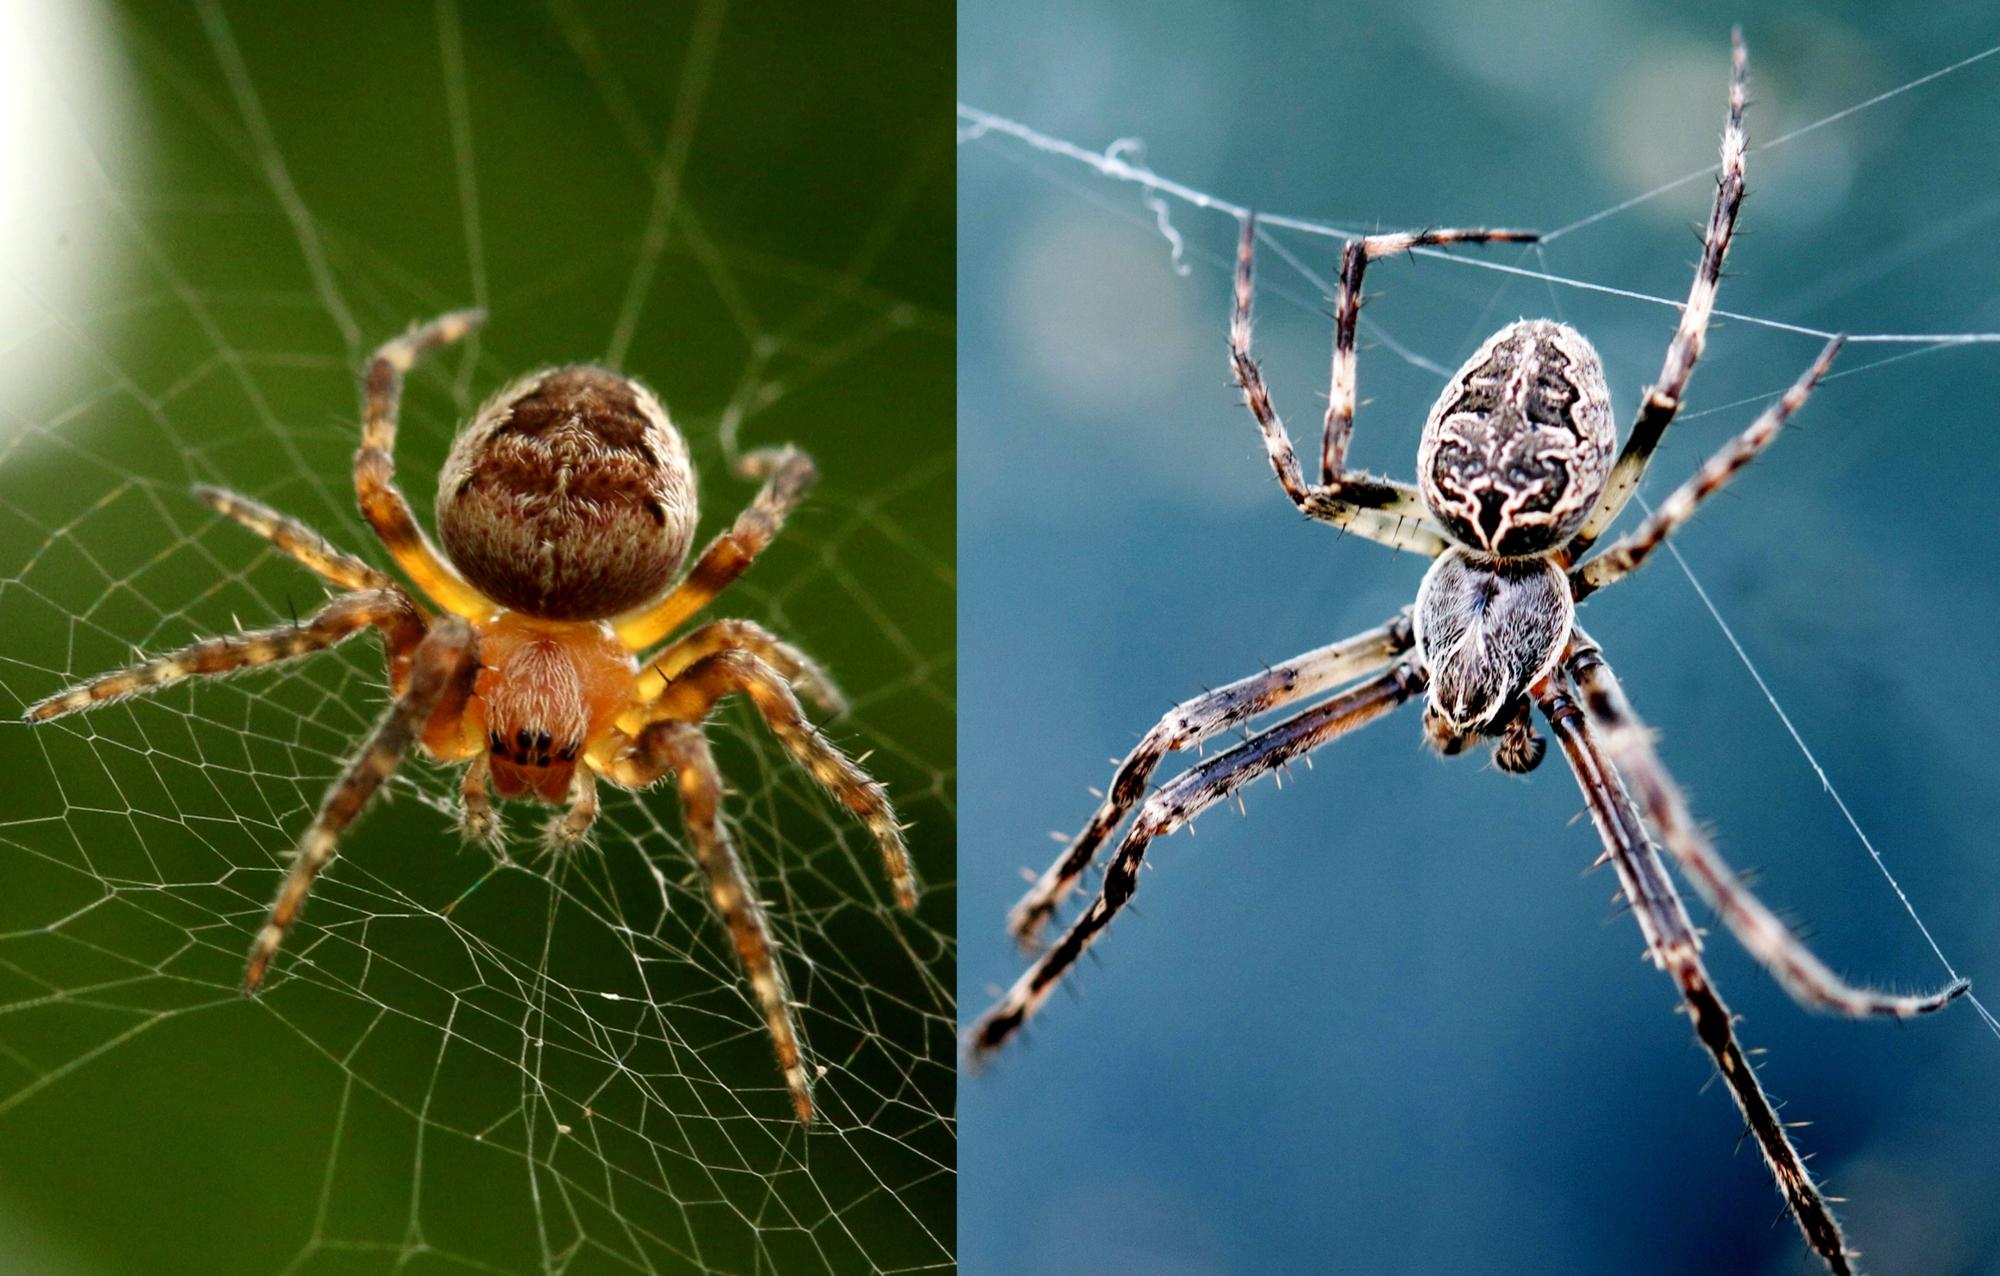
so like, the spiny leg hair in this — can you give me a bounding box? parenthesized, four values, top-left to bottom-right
(542, 763, 601, 851)
(23, 588, 426, 724)
(193, 484, 396, 594)
(1568, 633, 1968, 1019)
(357, 309, 491, 617)
(1569, 28, 1748, 558)
(615, 445, 818, 650)
(1539, 672, 1855, 1276)
(1320, 225, 1539, 485)
(1231, 217, 1455, 555)
(623, 720, 815, 1122)
(647, 649, 916, 910)
(641, 617, 846, 717)
(1008, 613, 1413, 950)
(243, 615, 479, 993)
(1574, 335, 1843, 599)
(970, 662, 1423, 1058)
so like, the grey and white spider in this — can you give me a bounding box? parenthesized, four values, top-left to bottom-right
(968, 30, 1965, 1274)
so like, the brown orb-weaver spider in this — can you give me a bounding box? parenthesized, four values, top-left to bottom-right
(24, 310, 916, 1122)
(969, 31, 1963, 1273)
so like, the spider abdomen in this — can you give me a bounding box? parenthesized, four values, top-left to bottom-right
(438, 365, 697, 619)
(1416, 320, 1614, 557)
(1413, 548, 1572, 742)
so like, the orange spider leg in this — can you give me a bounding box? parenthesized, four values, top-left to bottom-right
(244, 616, 480, 992)
(634, 617, 845, 716)
(613, 446, 816, 650)
(625, 649, 915, 910)
(357, 310, 496, 619)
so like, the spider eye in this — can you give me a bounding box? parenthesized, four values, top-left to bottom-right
(488, 731, 505, 754)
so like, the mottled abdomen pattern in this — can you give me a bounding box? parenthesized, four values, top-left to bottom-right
(1417, 320, 1614, 557)
(1414, 549, 1573, 735)
(438, 366, 697, 619)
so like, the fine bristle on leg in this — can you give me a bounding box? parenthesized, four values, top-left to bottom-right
(628, 720, 815, 1122)
(355, 310, 493, 618)
(638, 617, 846, 717)
(970, 663, 1421, 1059)
(1540, 670, 1854, 1274)
(644, 649, 916, 910)
(1009, 614, 1413, 950)
(23, 588, 426, 724)
(1568, 28, 1749, 559)
(614, 446, 818, 651)
(1574, 336, 1844, 598)
(243, 615, 479, 994)
(1568, 633, 1967, 1019)
(191, 484, 395, 594)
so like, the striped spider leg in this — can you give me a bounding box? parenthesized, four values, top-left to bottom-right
(970, 655, 1424, 1058)
(1565, 29, 1748, 563)
(1541, 635, 1965, 1276)
(1229, 212, 1538, 556)
(1005, 614, 1415, 951)
(604, 644, 915, 1122)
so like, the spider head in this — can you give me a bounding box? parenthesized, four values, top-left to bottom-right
(438, 366, 697, 619)
(1416, 320, 1615, 558)
(474, 615, 635, 804)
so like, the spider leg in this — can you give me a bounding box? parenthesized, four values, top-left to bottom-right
(1321, 226, 1539, 484)
(458, 753, 503, 848)
(614, 446, 817, 650)
(639, 649, 914, 909)
(1229, 215, 1535, 556)
(638, 617, 845, 717)
(618, 719, 815, 1122)
(192, 485, 396, 594)
(243, 615, 479, 993)
(1232, 218, 1448, 555)
(1008, 612, 1414, 950)
(1567, 29, 1748, 560)
(542, 763, 601, 850)
(1567, 632, 1968, 1018)
(1573, 337, 1842, 599)
(968, 662, 1423, 1059)
(22, 588, 426, 723)
(1538, 673, 1854, 1275)
(357, 309, 494, 618)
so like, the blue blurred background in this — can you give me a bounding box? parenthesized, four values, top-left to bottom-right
(959, 2, 2000, 1272)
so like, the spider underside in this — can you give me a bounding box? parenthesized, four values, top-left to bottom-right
(969, 30, 1964, 1274)
(25, 312, 918, 1124)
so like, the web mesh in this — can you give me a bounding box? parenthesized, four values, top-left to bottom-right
(0, 3, 951, 1273)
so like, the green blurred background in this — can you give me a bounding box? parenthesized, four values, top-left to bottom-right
(0, 3, 952, 1274)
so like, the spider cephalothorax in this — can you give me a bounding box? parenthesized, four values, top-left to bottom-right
(973, 31, 1966, 1275)
(26, 312, 916, 1122)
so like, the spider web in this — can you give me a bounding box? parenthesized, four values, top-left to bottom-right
(960, 13, 2000, 1275)
(0, 3, 952, 1273)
